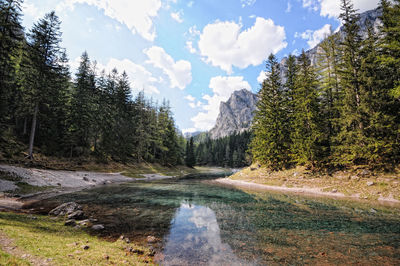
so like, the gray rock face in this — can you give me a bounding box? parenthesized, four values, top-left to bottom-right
(209, 89, 257, 139)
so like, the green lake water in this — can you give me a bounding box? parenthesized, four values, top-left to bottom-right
(34, 174, 400, 265)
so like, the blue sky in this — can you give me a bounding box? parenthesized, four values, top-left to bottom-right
(21, 0, 381, 133)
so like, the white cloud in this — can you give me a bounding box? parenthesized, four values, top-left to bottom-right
(186, 41, 197, 54)
(182, 128, 197, 134)
(171, 10, 183, 23)
(302, 0, 319, 11)
(191, 76, 251, 130)
(58, 0, 161, 41)
(321, 0, 380, 18)
(241, 0, 256, 8)
(22, 0, 44, 20)
(300, 0, 380, 18)
(198, 17, 287, 74)
(144, 46, 192, 90)
(296, 24, 332, 49)
(257, 70, 268, 84)
(187, 1, 194, 7)
(97, 58, 160, 94)
(286, 2, 292, 13)
(185, 95, 196, 102)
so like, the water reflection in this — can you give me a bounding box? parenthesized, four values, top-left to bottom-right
(161, 202, 253, 265)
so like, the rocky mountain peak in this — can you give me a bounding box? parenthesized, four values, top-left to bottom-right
(209, 89, 257, 139)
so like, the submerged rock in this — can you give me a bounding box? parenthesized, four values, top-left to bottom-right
(49, 202, 82, 216)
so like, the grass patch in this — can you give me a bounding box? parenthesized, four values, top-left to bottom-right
(0, 249, 29, 266)
(0, 212, 153, 265)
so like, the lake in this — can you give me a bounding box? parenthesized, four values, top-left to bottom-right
(35, 173, 400, 265)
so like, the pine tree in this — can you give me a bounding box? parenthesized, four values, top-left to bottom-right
(379, 0, 400, 98)
(359, 21, 400, 167)
(317, 32, 342, 155)
(26, 11, 69, 159)
(69, 52, 98, 156)
(250, 54, 290, 170)
(185, 137, 196, 167)
(0, 0, 24, 125)
(291, 51, 324, 167)
(334, 0, 368, 165)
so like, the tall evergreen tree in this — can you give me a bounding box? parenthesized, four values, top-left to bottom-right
(69, 51, 98, 156)
(26, 11, 69, 159)
(334, 0, 368, 165)
(317, 32, 342, 155)
(291, 51, 324, 167)
(185, 137, 196, 167)
(0, 0, 24, 125)
(251, 54, 290, 170)
(379, 0, 400, 98)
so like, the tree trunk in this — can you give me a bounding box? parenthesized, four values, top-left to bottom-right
(28, 103, 39, 159)
(23, 117, 27, 135)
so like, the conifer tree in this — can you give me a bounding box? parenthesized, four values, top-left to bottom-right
(69, 52, 98, 156)
(0, 0, 24, 125)
(26, 11, 69, 159)
(334, 0, 367, 165)
(317, 33, 342, 154)
(185, 137, 196, 167)
(379, 0, 400, 98)
(291, 51, 324, 167)
(250, 54, 290, 170)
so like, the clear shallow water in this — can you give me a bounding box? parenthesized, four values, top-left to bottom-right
(34, 175, 400, 265)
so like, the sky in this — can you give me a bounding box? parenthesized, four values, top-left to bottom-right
(21, 0, 381, 133)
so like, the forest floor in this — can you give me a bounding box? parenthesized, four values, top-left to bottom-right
(216, 165, 400, 204)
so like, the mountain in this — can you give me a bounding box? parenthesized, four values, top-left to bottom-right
(208, 8, 381, 140)
(184, 131, 203, 139)
(209, 89, 258, 139)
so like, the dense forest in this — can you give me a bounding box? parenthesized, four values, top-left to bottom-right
(0, 1, 185, 165)
(252, 0, 400, 170)
(194, 131, 252, 168)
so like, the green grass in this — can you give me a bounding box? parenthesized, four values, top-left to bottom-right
(0, 249, 29, 266)
(0, 212, 153, 265)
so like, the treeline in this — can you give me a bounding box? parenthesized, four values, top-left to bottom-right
(194, 131, 252, 168)
(0, 1, 185, 165)
(252, 0, 400, 170)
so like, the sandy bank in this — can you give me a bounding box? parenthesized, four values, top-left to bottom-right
(214, 178, 400, 204)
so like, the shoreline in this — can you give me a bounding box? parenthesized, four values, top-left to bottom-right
(0, 164, 178, 210)
(214, 177, 400, 205)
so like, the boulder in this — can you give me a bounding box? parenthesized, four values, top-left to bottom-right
(64, 219, 76, 226)
(67, 210, 85, 220)
(147, 236, 157, 243)
(91, 224, 105, 231)
(49, 202, 82, 216)
(77, 219, 92, 227)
